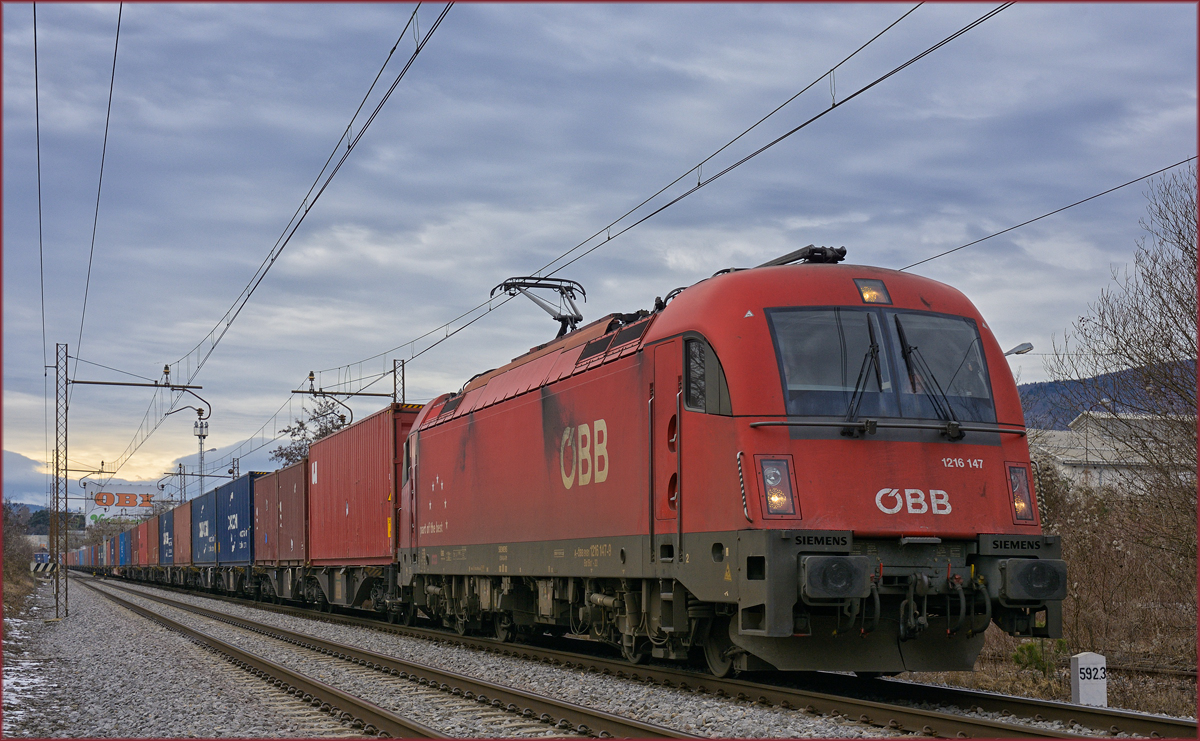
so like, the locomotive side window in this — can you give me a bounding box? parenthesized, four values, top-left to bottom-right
(684, 338, 732, 415)
(767, 308, 898, 418)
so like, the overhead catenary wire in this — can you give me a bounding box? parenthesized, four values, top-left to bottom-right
(98, 4, 452, 485)
(528, 2, 926, 280)
(69, 355, 158, 383)
(215, 137, 1178, 475)
(193, 4, 1017, 477)
(73, 2, 123, 399)
(150, 4, 1013, 478)
(316, 2, 1010, 393)
(314, 3, 935, 388)
(542, 3, 1014, 280)
(899, 156, 1199, 271)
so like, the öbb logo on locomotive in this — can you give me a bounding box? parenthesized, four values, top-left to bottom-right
(80, 248, 1068, 679)
(874, 487, 952, 515)
(559, 419, 609, 489)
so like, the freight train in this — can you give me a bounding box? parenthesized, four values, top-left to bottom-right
(69, 247, 1067, 676)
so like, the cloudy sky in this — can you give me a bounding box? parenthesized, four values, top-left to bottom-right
(4, 3, 1196, 506)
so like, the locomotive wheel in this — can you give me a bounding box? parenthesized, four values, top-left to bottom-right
(494, 614, 515, 642)
(702, 618, 735, 678)
(621, 637, 651, 665)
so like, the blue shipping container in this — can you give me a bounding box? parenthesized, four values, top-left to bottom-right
(119, 531, 130, 566)
(192, 490, 218, 563)
(159, 509, 174, 564)
(217, 472, 263, 565)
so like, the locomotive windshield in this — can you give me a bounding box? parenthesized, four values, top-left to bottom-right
(767, 307, 995, 423)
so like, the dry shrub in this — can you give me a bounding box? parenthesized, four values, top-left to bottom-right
(3, 501, 38, 615)
(1037, 466, 1197, 667)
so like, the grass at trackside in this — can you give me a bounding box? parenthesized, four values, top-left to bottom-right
(901, 661, 1196, 720)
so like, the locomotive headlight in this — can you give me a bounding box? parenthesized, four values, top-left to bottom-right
(1007, 464, 1036, 522)
(801, 555, 871, 600)
(854, 278, 892, 305)
(759, 459, 796, 515)
(763, 466, 783, 487)
(1002, 558, 1067, 601)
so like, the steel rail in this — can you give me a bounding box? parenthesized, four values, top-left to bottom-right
(93, 579, 1071, 738)
(92, 575, 1196, 738)
(96, 580, 699, 739)
(865, 677, 1196, 739)
(77, 579, 445, 738)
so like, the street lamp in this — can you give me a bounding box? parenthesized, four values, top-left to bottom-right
(194, 409, 209, 496)
(1004, 342, 1034, 356)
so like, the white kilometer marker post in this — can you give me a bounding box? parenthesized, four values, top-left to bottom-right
(1071, 652, 1107, 707)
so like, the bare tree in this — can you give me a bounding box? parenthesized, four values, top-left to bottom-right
(269, 398, 349, 466)
(1042, 165, 1196, 659)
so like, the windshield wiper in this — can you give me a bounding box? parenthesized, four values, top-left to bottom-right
(893, 315, 964, 439)
(842, 318, 883, 436)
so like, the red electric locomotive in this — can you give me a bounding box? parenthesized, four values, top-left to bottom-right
(397, 246, 1066, 675)
(81, 246, 1066, 677)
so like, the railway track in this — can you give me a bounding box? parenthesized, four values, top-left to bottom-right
(77, 579, 443, 738)
(93, 577, 1195, 738)
(110, 580, 1190, 733)
(82, 578, 699, 739)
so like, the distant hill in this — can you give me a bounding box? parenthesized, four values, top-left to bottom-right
(5, 502, 46, 513)
(1017, 379, 1084, 430)
(1018, 361, 1196, 430)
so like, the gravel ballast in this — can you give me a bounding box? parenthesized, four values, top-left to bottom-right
(3, 578, 365, 738)
(109, 579, 902, 738)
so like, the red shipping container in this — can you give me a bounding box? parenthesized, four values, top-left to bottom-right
(147, 515, 160, 565)
(254, 471, 279, 564)
(173, 502, 192, 566)
(131, 523, 141, 566)
(138, 520, 151, 565)
(277, 459, 308, 565)
(309, 405, 417, 565)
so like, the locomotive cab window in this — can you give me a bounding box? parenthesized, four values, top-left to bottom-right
(766, 307, 996, 423)
(887, 311, 995, 423)
(684, 338, 732, 415)
(767, 308, 898, 418)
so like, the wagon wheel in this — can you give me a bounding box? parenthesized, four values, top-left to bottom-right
(621, 636, 651, 665)
(702, 617, 735, 678)
(494, 614, 516, 643)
